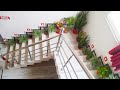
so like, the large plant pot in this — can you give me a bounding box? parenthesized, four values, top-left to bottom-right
(72, 29, 78, 34)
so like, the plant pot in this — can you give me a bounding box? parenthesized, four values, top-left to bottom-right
(72, 29, 78, 34)
(76, 36, 80, 42)
(64, 27, 70, 33)
(28, 35, 33, 39)
(56, 28, 61, 34)
(44, 30, 49, 35)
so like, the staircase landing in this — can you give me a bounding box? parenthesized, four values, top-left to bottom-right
(2, 59, 58, 79)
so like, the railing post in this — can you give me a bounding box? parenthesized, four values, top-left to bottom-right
(56, 27, 64, 51)
(32, 37, 35, 62)
(25, 41, 28, 65)
(18, 43, 22, 64)
(5, 45, 10, 69)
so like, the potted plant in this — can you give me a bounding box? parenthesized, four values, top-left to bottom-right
(104, 74, 117, 79)
(8, 39, 16, 46)
(64, 16, 75, 33)
(73, 11, 88, 34)
(86, 50, 94, 60)
(26, 32, 33, 39)
(88, 56, 102, 70)
(97, 65, 112, 79)
(82, 46, 89, 55)
(19, 35, 28, 43)
(76, 31, 84, 42)
(33, 30, 42, 38)
(48, 23, 56, 33)
(78, 35, 89, 49)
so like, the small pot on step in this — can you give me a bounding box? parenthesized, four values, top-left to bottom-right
(56, 28, 61, 34)
(64, 27, 70, 33)
(78, 43, 82, 50)
(72, 29, 78, 34)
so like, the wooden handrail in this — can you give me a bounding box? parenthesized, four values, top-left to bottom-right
(3, 34, 61, 56)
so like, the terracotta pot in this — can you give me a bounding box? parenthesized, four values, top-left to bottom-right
(64, 27, 70, 33)
(56, 28, 61, 34)
(72, 29, 78, 34)
(78, 44, 82, 50)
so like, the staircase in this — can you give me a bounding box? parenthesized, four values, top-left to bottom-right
(0, 25, 96, 79)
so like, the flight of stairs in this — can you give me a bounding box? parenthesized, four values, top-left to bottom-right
(1, 28, 59, 79)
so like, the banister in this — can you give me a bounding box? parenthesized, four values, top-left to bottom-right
(61, 35, 94, 79)
(3, 34, 61, 56)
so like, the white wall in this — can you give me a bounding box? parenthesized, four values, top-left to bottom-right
(84, 11, 118, 72)
(0, 11, 79, 39)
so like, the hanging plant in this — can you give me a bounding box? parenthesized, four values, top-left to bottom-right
(19, 35, 28, 43)
(33, 30, 42, 38)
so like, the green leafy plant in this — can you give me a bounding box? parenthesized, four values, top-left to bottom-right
(86, 50, 94, 60)
(78, 35, 89, 49)
(76, 31, 85, 42)
(19, 35, 28, 43)
(33, 30, 41, 38)
(8, 39, 16, 46)
(48, 24, 56, 33)
(90, 56, 102, 69)
(82, 46, 89, 55)
(65, 16, 75, 29)
(97, 66, 112, 79)
(74, 11, 89, 33)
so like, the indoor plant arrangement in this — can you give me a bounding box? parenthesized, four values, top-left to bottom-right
(64, 16, 75, 33)
(76, 31, 85, 42)
(82, 46, 89, 55)
(78, 35, 89, 49)
(97, 65, 112, 79)
(73, 11, 88, 34)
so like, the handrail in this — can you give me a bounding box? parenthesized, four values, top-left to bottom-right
(60, 35, 94, 79)
(3, 34, 61, 56)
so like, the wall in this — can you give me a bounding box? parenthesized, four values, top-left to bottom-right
(0, 11, 79, 39)
(84, 11, 119, 72)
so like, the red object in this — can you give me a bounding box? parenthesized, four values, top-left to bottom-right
(109, 45, 120, 55)
(1, 56, 6, 60)
(72, 29, 78, 34)
(104, 57, 108, 62)
(91, 44, 94, 48)
(96, 70, 99, 75)
(111, 55, 120, 62)
(56, 31, 61, 34)
(112, 60, 120, 67)
(6, 60, 10, 63)
(111, 52, 120, 60)
(0, 16, 10, 20)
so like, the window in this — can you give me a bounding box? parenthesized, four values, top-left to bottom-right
(107, 11, 120, 44)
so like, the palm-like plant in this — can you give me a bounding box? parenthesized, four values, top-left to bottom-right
(78, 35, 89, 49)
(86, 50, 94, 60)
(19, 35, 28, 43)
(33, 30, 41, 38)
(74, 11, 89, 33)
(82, 46, 89, 55)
